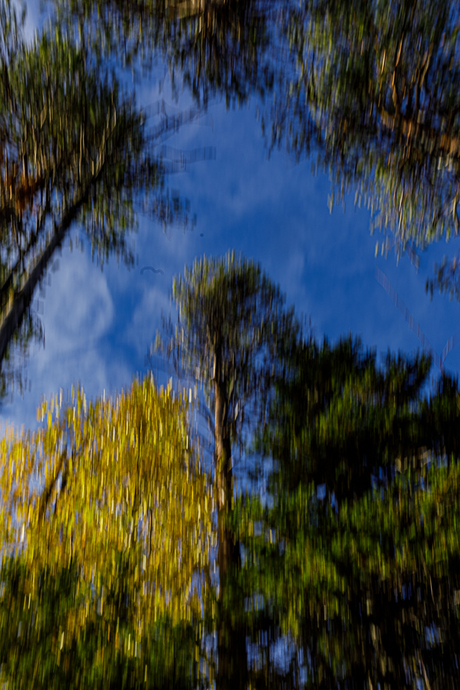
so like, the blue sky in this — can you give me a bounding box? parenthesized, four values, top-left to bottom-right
(1, 6, 457, 682)
(2, 1, 460, 435)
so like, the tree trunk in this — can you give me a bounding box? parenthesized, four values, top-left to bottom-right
(214, 361, 248, 690)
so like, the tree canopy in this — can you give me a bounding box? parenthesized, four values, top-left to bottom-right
(51, 0, 460, 296)
(52, 0, 275, 107)
(0, 0, 210, 401)
(156, 251, 299, 689)
(2, 254, 460, 687)
(275, 0, 460, 257)
(0, 376, 216, 689)
(231, 327, 460, 687)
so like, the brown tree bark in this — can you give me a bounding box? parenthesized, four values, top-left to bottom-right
(214, 348, 248, 690)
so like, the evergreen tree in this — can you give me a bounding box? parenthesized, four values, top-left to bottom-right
(235, 333, 460, 687)
(157, 251, 298, 689)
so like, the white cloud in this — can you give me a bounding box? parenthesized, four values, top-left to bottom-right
(0, 241, 117, 431)
(40, 246, 114, 353)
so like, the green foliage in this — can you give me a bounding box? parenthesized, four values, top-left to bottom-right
(258, 334, 433, 503)
(0, 0, 155, 401)
(2, 254, 460, 687)
(272, 0, 460, 292)
(0, 553, 209, 689)
(51, 0, 460, 293)
(0, 376, 216, 689)
(159, 251, 299, 457)
(0, 13, 148, 271)
(0, 0, 200, 401)
(156, 252, 301, 689)
(234, 331, 460, 687)
(52, 0, 273, 107)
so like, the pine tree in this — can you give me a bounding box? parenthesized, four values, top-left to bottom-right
(157, 251, 299, 689)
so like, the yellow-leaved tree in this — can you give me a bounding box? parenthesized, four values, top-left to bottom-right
(0, 375, 216, 689)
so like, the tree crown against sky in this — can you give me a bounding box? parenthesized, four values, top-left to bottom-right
(0, 22, 144, 399)
(0, 0, 214, 403)
(279, 0, 460, 230)
(0, 375, 216, 689)
(256, 331, 460, 505)
(155, 252, 303, 689)
(1, 253, 460, 687)
(51, 0, 275, 107)
(156, 251, 300, 464)
(49, 0, 460, 299)
(232, 320, 460, 687)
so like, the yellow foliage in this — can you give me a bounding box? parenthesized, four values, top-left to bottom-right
(0, 374, 214, 644)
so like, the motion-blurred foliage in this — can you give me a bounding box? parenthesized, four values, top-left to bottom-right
(0, 376, 216, 689)
(2, 257, 460, 688)
(232, 335, 460, 687)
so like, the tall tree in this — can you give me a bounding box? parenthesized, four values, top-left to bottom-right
(235, 332, 460, 687)
(0, 376, 215, 688)
(0, 0, 208, 399)
(157, 251, 299, 689)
